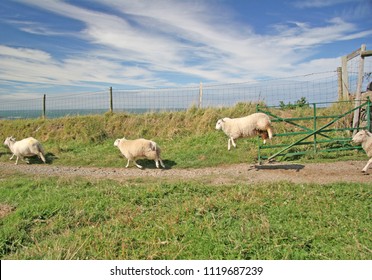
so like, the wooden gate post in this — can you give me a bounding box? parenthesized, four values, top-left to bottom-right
(352, 44, 366, 136)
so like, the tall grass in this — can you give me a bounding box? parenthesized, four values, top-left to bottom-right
(0, 174, 370, 260)
(1, 103, 371, 260)
(0, 102, 366, 168)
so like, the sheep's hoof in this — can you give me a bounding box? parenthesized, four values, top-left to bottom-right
(362, 170, 369, 175)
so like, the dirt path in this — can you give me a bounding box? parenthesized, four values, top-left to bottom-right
(0, 160, 371, 185)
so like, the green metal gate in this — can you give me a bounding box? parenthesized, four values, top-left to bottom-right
(257, 99, 371, 163)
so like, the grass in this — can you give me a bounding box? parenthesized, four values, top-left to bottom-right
(0, 102, 367, 168)
(0, 103, 370, 260)
(0, 174, 371, 260)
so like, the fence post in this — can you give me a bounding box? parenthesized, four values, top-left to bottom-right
(352, 44, 366, 136)
(198, 82, 203, 109)
(341, 55, 349, 100)
(109, 87, 113, 113)
(337, 67, 343, 101)
(367, 98, 371, 132)
(313, 103, 317, 153)
(42, 94, 46, 119)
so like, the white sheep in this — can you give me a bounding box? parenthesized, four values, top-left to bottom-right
(114, 137, 165, 169)
(3, 136, 46, 165)
(352, 130, 372, 173)
(216, 112, 273, 150)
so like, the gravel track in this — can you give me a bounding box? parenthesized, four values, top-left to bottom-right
(1, 160, 371, 185)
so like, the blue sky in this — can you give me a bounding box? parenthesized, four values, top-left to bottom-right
(0, 0, 371, 99)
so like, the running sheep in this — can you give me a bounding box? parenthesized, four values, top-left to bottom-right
(215, 112, 273, 150)
(3, 136, 46, 165)
(352, 130, 372, 173)
(114, 137, 165, 169)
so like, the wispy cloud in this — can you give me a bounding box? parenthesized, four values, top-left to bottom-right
(293, 0, 362, 9)
(0, 0, 370, 95)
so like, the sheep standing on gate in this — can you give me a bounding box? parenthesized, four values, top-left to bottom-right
(3, 136, 46, 165)
(352, 130, 372, 173)
(216, 112, 273, 150)
(114, 137, 165, 169)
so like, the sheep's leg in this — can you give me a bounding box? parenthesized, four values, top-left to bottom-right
(227, 139, 231, 150)
(261, 131, 269, 144)
(154, 159, 165, 169)
(15, 156, 19, 165)
(9, 154, 15, 160)
(231, 137, 237, 148)
(39, 152, 46, 163)
(125, 159, 131, 168)
(267, 127, 273, 139)
(362, 158, 372, 173)
(133, 160, 143, 169)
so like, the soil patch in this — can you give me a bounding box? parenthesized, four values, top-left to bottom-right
(0, 160, 371, 185)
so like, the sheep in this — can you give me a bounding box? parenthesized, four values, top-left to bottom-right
(215, 112, 273, 150)
(3, 136, 46, 165)
(114, 137, 165, 169)
(352, 130, 372, 173)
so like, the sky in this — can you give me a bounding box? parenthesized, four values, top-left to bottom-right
(0, 0, 371, 100)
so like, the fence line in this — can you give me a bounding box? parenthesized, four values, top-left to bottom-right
(0, 70, 366, 120)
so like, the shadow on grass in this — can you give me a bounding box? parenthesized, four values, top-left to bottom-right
(26, 152, 58, 164)
(136, 159, 177, 170)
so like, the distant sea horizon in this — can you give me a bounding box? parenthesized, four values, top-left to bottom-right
(0, 108, 186, 120)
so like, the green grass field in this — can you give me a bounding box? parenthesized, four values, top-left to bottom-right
(0, 102, 366, 168)
(0, 174, 371, 260)
(0, 103, 371, 260)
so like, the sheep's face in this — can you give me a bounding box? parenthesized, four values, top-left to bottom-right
(215, 119, 224, 130)
(3, 137, 15, 147)
(352, 130, 368, 144)
(114, 139, 121, 147)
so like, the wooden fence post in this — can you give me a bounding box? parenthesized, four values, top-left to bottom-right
(337, 67, 343, 101)
(352, 44, 366, 136)
(42, 94, 46, 119)
(109, 87, 113, 113)
(341, 55, 349, 100)
(198, 82, 203, 109)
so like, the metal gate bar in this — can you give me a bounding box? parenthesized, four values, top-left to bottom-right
(257, 99, 371, 163)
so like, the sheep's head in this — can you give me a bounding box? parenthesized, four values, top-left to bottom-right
(352, 130, 370, 144)
(3, 136, 15, 146)
(215, 119, 224, 130)
(113, 139, 121, 147)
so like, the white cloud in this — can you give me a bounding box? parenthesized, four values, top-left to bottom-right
(1, 0, 370, 93)
(293, 0, 361, 9)
(0, 45, 52, 62)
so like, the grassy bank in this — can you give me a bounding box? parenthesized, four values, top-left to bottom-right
(0, 103, 365, 168)
(0, 174, 371, 260)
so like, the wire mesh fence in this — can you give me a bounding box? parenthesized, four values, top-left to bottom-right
(0, 69, 369, 120)
(344, 46, 372, 96)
